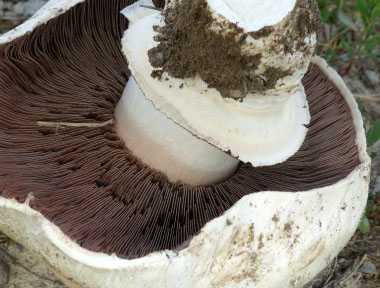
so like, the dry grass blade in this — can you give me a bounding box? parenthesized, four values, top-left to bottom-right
(355, 94, 380, 102)
(323, 254, 368, 288)
(323, 257, 338, 287)
(36, 119, 114, 128)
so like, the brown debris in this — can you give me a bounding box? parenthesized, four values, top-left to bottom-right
(148, 0, 321, 99)
(148, 0, 264, 99)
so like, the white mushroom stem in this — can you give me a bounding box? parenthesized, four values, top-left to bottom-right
(115, 77, 239, 185)
(121, 0, 317, 167)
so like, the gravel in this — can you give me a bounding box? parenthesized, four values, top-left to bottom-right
(359, 261, 378, 275)
(0, 0, 47, 19)
(364, 70, 380, 87)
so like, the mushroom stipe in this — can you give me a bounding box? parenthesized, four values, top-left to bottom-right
(0, 0, 359, 261)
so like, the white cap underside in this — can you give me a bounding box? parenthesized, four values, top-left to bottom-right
(207, 0, 297, 32)
(122, 10, 311, 166)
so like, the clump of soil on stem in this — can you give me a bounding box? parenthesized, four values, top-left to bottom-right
(283, 0, 322, 54)
(148, 0, 264, 99)
(148, 0, 321, 99)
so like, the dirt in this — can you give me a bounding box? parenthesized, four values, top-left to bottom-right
(148, 0, 296, 99)
(268, 0, 322, 55)
(291, 0, 322, 53)
(148, 0, 322, 100)
(148, 0, 262, 99)
(291, 0, 322, 39)
(249, 26, 274, 40)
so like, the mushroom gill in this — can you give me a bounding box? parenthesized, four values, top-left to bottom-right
(0, 0, 361, 262)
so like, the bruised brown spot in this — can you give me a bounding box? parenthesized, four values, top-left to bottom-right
(258, 234, 264, 249)
(248, 223, 255, 243)
(272, 215, 280, 223)
(284, 221, 294, 238)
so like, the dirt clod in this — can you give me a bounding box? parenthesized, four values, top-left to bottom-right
(148, 0, 321, 99)
(148, 0, 264, 99)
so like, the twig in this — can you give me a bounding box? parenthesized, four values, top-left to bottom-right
(355, 93, 380, 98)
(367, 254, 380, 262)
(366, 280, 380, 287)
(355, 94, 380, 102)
(140, 5, 163, 11)
(317, 43, 331, 47)
(323, 257, 338, 287)
(340, 254, 367, 284)
(36, 119, 113, 128)
(323, 254, 368, 288)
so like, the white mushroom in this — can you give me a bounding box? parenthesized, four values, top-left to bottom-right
(0, 0, 370, 288)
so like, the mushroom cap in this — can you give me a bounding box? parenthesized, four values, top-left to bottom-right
(0, 0, 370, 287)
(122, 2, 312, 166)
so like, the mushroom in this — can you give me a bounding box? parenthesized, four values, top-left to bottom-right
(0, 0, 370, 288)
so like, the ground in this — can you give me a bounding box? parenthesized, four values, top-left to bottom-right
(0, 1, 379, 287)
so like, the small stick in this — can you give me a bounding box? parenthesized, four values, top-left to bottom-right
(322, 257, 338, 287)
(36, 119, 113, 128)
(355, 93, 380, 98)
(140, 5, 163, 11)
(340, 254, 367, 284)
(355, 94, 380, 102)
